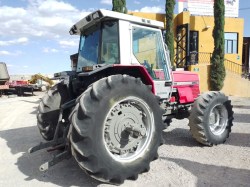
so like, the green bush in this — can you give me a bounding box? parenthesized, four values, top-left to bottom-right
(210, 0, 226, 91)
(112, 0, 127, 13)
(165, 0, 175, 67)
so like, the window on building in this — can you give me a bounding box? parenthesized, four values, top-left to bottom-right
(225, 33, 238, 54)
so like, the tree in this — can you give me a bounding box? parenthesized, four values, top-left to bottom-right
(210, 0, 226, 91)
(112, 0, 127, 13)
(165, 0, 176, 66)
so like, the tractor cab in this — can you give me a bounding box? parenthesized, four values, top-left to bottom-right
(70, 9, 172, 98)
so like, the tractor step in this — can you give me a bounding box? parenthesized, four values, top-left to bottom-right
(28, 137, 65, 154)
(29, 99, 76, 171)
(29, 99, 76, 154)
(29, 137, 71, 171)
(39, 150, 71, 171)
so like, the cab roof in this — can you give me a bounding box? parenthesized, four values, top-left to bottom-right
(69, 9, 164, 35)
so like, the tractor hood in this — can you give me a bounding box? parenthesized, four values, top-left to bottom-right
(173, 71, 199, 85)
(172, 71, 200, 104)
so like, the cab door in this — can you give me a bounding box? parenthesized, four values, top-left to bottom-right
(131, 24, 172, 99)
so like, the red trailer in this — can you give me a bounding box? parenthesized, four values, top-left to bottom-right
(0, 62, 33, 96)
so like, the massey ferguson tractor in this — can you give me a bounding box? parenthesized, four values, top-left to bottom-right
(29, 9, 234, 184)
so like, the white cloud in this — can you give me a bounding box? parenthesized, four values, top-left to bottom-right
(43, 47, 59, 53)
(0, 0, 92, 46)
(139, 6, 164, 13)
(0, 50, 22, 56)
(59, 40, 78, 48)
(0, 50, 11, 55)
(37, 0, 77, 13)
(134, 1, 141, 5)
(0, 37, 28, 46)
(36, 17, 71, 27)
(0, 6, 26, 18)
(100, 0, 112, 5)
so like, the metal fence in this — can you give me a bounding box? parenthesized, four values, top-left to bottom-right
(196, 52, 212, 65)
(224, 59, 243, 74)
(193, 52, 250, 79)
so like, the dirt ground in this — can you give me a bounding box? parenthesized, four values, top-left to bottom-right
(0, 92, 249, 187)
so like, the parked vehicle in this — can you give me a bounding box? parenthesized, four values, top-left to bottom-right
(29, 73, 54, 91)
(30, 10, 234, 184)
(0, 62, 10, 96)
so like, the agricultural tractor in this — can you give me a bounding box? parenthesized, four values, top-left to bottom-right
(29, 9, 233, 184)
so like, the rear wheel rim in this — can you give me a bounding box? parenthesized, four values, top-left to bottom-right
(209, 104, 228, 135)
(103, 96, 154, 163)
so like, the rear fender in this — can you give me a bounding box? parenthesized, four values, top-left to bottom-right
(113, 65, 155, 94)
(78, 65, 156, 94)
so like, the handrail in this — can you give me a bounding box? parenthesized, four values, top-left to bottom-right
(190, 52, 250, 79)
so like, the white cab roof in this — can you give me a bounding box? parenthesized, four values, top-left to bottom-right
(69, 9, 164, 35)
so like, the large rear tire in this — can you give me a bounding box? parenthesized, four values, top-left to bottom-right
(37, 83, 69, 141)
(188, 91, 233, 146)
(70, 75, 163, 184)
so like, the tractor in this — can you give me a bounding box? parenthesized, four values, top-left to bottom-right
(29, 9, 234, 184)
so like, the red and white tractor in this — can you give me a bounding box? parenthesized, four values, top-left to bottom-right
(30, 9, 233, 184)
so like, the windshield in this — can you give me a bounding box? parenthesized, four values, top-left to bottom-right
(77, 21, 119, 72)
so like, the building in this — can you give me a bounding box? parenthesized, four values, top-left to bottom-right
(130, 8, 250, 97)
(131, 11, 244, 70)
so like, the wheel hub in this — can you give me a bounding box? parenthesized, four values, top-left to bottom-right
(104, 103, 147, 155)
(209, 104, 228, 135)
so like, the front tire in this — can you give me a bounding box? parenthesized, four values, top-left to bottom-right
(188, 91, 234, 146)
(37, 83, 69, 141)
(70, 75, 163, 183)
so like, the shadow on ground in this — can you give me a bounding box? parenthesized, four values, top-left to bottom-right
(160, 157, 250, 186)
(162, 128, 250, 148)
(233, 104, 250, 124)
(233, 105, 250, 109)
(233, 113, 250, 123)
(20, 99, 41, 104)
(162, 128, 201, 147)
(0, 126, 101, 187)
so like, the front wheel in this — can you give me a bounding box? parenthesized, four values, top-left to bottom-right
(188, 91, 234, 146)
(37, 83, 69, 140)
(69, 75, 164, 184)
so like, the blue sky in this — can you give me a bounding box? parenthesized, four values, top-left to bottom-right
(0, 0, 249, 75)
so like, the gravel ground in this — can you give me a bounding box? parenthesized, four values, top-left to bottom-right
(0, 92, 249, 187)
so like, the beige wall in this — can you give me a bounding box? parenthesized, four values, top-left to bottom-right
(189, 64, 250, 97)
(222, 71, 250, 97)
(188, 64, 210, 92)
